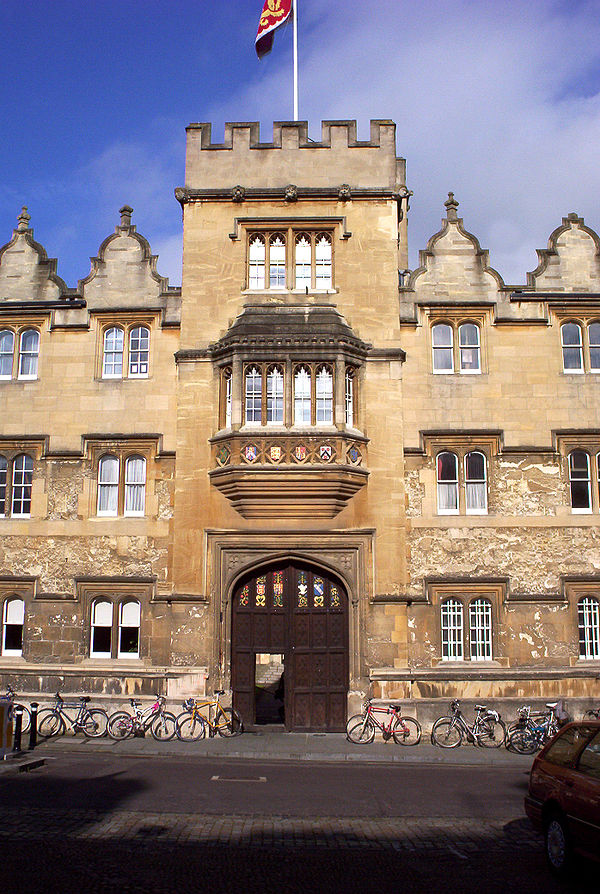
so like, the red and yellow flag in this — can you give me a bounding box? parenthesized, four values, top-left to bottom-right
(255, 0, 293, 59)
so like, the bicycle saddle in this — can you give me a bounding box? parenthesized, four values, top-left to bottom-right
(389, 704, 402, 710)
(214, 689, 225, 696)
(546, 702, 558, 709)
(475, 704, 488, 710)
(81, 696, 90, 703)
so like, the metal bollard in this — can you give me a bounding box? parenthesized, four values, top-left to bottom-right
(28, 702, 38, 750)
(12, 705, 23, 752)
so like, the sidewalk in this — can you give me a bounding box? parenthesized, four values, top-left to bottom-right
(14, 730, 536, 767)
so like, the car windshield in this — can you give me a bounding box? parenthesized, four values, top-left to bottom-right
(578, 730, 600, 781)
(544, 725, 596, 767)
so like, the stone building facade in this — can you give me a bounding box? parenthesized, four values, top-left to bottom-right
(0, 120, 598, 729)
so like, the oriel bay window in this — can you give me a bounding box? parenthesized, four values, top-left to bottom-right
(241, 362, 337, 427)
(247, 229, 333, 291)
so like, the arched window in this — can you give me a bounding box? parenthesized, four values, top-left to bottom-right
(578, 596, 600, 660)
(469, 598, 492, 660)
(0, 330, 14, 378)
(345, 367, 356, 428)
(18, 329, 39, 379)
(266, 366, 284, 424)
(294, 366, 311, 425)
(128, 326, 150, 377)
(97, 455, 120, 515)
(90, 598, 113, 657)
(245, 366, 262, 424)
(315, 233, 332, 289)
(437, 451, 459, 513)
(569, 450, 591, 512)
(432, 323, 454, 373)
(102, 327, 124, 378)
(295, 233, 311, 290)
(11, 454, 33, 516)
(465, 451, 487, 514)
(561, 322, 583, 372)
(589, 322, 600, 372)
(124, 455, 146, 516)
(2, 597, 24, 656)
(315, 365, 333, 424)
(118, 600, 141, 658)
(248, 234, 266, 289)
(0, 455, 6, 516)
(459, 323, 480, 373)
(269, 234, 286, 289)
(441, 598, 463, 660)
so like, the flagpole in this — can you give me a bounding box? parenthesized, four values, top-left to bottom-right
(293, 0, 298, 120)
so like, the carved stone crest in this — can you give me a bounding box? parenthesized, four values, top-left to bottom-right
(338, 184, 352, 201)
(231, 185, 246, 203)
(284, 184, 298, 203)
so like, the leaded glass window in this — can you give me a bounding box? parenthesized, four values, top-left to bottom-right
(315, 366, 333, 424)
(129, 326, 149, 377)
(11, 454, 33, 516)
(124, 455, 146, 516)
(245, 366, 262, 424)
(441, 598, 463, 660)
(103, 327, 124, 378)
(432, 324, 453, 373)
(295, 233, 311, 290)
(469, 598, 492, 660)
(266, 366, 284, 424)
(459, 323, 480, 373)
(578, 596, 600, 660)
(256, 575, 267, 607)
(294, 366, 311, 425)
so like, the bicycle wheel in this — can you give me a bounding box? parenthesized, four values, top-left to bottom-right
(151, 711, 177, 741)
(477, 718, 506, 748)
(37, 710, 65, 738)
(175, 711, 207, 741)
(392, 715, 421, 745)
(107, 711, 134, 740)
(346, 714, 375, 744)
(217, 707, 243, 737)
(507, 727, 538, 755)
(431, 718, 462, 748)
(584, 709, 600, 720)
(9, 703, 31, 735)
(82, 709, 108, 738)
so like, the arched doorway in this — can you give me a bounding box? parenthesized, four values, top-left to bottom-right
(231, 562, 349, 731)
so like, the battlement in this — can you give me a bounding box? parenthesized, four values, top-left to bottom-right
(184, 119, 405, 193)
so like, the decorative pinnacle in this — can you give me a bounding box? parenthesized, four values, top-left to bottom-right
(119, 205, 133, 228)
(17, 206, 31, 231)
(444, 192, 459, 221)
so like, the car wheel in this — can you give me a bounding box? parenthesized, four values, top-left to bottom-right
(544, 813, 572, 876)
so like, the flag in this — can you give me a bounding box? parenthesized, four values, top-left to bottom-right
(255, 0, 293, 59)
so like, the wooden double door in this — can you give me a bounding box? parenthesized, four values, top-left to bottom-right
(231, 563, 349, 731)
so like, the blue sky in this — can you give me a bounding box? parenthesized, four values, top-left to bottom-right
(1, 0, 600, 288)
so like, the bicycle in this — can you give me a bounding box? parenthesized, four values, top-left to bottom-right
(346, 699, 421, 745)
(4, 685, 31, 734)
(107, 695, 176, 741)
(431, 700, 506, 748)
(175, 690, 243, 740)
(506, 703, 561, 754)
(37, 692, 108, 738)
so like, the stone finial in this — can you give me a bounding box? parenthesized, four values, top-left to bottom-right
(119, 205, 133, 228)
(444, 192, 459, 221)
(567, 212, 580, 222)
(17, 206, 31, 231)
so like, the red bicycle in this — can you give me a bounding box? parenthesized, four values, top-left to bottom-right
(346, 699, 421, 745)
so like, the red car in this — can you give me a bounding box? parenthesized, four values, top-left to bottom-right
(525, 720, 600, 874)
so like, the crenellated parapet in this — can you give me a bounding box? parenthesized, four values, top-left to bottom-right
(180, 119, 407, 198)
